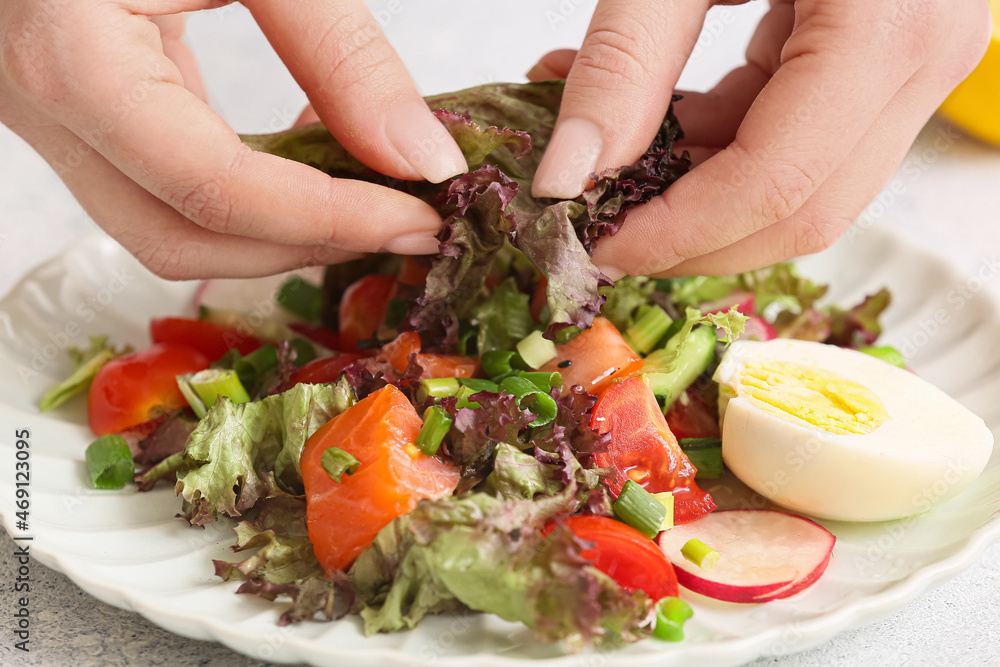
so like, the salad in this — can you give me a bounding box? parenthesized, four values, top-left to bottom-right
(39, 82, 911, 648)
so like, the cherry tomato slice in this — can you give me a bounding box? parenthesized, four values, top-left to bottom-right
(548, 515, 678, 601)
(338, 275, 397, 352)
(289, 352, 367, 385)
(88, 343, 210, 435)
(591, 376, 716, 525)
(540, 317, 643, 395)
(150, 317, 262, 361)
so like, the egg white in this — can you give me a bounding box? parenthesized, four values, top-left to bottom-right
(714, 339, 994, 522)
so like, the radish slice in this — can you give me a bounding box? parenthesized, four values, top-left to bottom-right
(741, 315, 777, 341)
(194, 267, 325, 321)
(657, 509, 835, 603)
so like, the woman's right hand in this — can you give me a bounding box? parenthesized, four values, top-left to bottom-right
(0, 0, 468, 279)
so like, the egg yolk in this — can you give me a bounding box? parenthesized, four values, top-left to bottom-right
(739, 361, 887, 435)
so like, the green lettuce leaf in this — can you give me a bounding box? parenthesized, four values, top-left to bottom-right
(174, 380, 354, 525)
(348, 472, 650, 647)
(598, 276, 657, 332)
(470, 277, 533, 355)
(39, 336, 131, 412)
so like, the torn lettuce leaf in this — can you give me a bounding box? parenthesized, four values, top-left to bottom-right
(470, 277, 534, 356)
(172, 380, 354, 526)
(348, 448, 650, 646)
(245, 81, 690, 341)
(39, 336, 131, 412)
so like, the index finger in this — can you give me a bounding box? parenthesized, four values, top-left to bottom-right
(41, 4, 444, 256)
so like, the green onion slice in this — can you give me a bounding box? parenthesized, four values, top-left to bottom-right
(612, 479, 667, 538)
(500, 375, 557, 427)
(653, 596, 694, 642)
(516, 330, 557, 369)
(416, 406, 453, 456)
(189, 368, 251, 413)
(681, 538, 719, 571)
(321, 447, 360, 482)
(624, 305, 673, 355)
(85, 435, 135, 490)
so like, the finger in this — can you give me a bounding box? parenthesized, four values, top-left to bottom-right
(17, 121, 360, 279)
(532, 0, 713, 198)
(526, 49, 578, 81)
(149, 14, 207, 102)
(672, 0, 793, 148)
(41, 6, 444, 256)
(293, 104, 321, 128)
(592, 2, 927, 276)
(649, 66, 962, 277)
(241, 0, 467, 183)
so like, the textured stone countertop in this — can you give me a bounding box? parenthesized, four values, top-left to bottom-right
(1, 2, 999, 666)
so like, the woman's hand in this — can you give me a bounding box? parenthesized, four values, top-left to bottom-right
(0, 0, 468, 279)
(529, 0, 992, 278)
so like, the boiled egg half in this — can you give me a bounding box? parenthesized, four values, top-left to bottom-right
(714, 339, 994, 522)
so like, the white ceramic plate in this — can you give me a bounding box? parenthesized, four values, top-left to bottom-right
(1, 225, 998, 667)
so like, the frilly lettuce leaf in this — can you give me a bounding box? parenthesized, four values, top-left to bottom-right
(170, 380, 354, 526)
(244, 81, 690, 341)
(348, 446, 650, 647)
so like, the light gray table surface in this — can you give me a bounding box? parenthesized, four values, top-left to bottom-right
(2, 3, 999, 666)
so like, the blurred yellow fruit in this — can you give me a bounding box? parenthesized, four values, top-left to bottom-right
(938, 1, 1000, 146)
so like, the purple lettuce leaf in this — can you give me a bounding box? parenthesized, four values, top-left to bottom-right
(825, 288, 891, 348)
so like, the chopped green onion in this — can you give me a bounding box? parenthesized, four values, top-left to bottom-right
(189, 368, 251, 413)
(176, 375, 208, 419)
(85, 435, 135, 490)
(516, 371, 562, 393)
(459, 378, 501, 393)
(859, 345, 907, 369)
(624, 305, 673, 355)
(480, 350, 529, 379)
(500, 376, 557, 427)
(653, 492, 674, 532)
(276, 276, 322, 322)
(612, 479, 667, 538)
(289, 338, 317, 366)
(321, 447, 360, 482)
(454, 386, 482, 410)
(419, 377, 461, 401)
(653, 597, 693, 642)
(681, 538, 719, 571)
(416, 406, 453, 456)
(516, 330, 557, 369)
(678, 437, 724, 479)
(232, 344, 278, 385)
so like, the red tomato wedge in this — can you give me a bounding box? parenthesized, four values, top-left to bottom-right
(591, 376, 716, 525)
(150, 317, 262, 361)
(665, 386, 721, 440)
(378, 331, 479, 379)
(548, 515, 678, 600)
(338, 274, 397, 352)
(301, 385, 460, 574)
(88, 343, 210, 435)
(289, 352, 366, 385)
(540, 317, 643, 395)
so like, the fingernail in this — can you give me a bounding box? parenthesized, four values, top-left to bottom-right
(531, 117, 603, 199)
(382, 231, 441, 255)
(596, 264, 627, 282)
(526, 63, 558, 81)
(386, 99, 468, 184)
